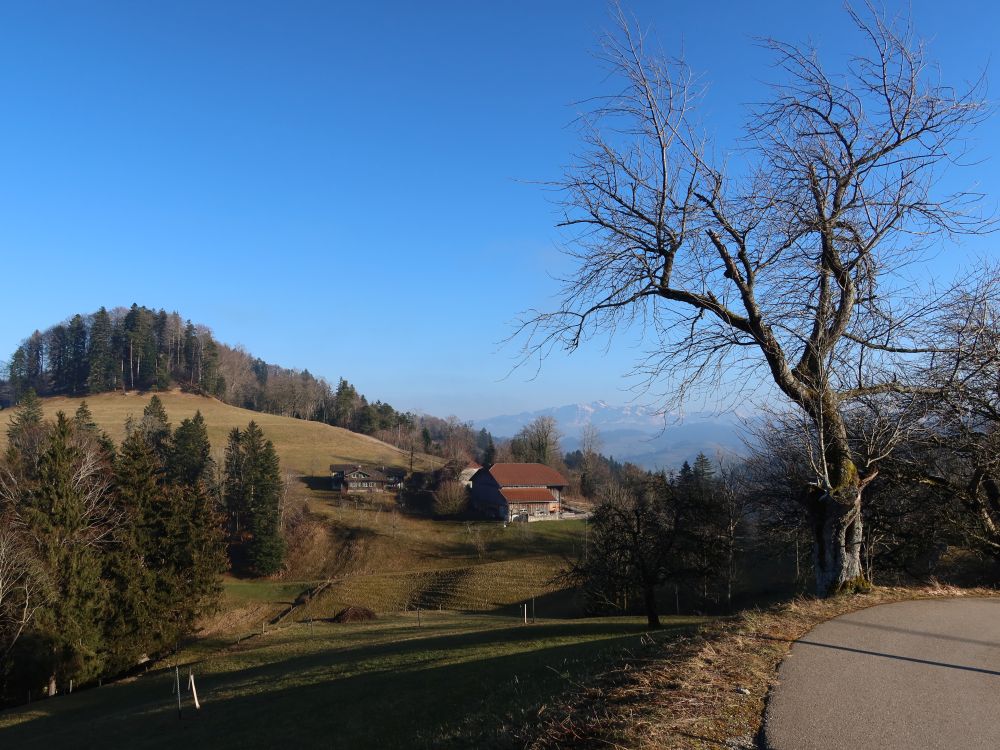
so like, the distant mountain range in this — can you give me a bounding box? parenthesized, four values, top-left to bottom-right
(473, 401, 756, 470)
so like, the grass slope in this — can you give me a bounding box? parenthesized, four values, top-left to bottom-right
(0, 389, 434, 477)
(0, 391, 591, 624)
(0, 613, 707, 749)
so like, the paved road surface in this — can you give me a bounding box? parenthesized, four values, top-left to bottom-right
(764, 598, 1000, 750)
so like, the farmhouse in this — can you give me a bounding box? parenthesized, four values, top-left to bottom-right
(330, 464, 404, 493)
(470, 463, 567, 521)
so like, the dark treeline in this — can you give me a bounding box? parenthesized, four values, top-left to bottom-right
(573, 394, 1000, 627)
(493, 411, 998, 625)
(0, 393, 284, 706)
(5, 305, 225, 400)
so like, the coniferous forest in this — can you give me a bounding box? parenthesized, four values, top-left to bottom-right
(1, 304, 418, 441)
(0, 393, 284, 705)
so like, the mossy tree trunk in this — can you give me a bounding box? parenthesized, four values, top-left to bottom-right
(806, 408, 868, 596)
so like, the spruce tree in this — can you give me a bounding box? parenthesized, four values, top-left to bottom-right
(138, 395, 171, 462)
(114, 420, 224, 658)
(168, 411, 213, 486)
(245, 423, 284, 576)
(224, 422, 285, 576)
(87, 307, 115, 394)
(67, 314, 89, 395)
(223, 427, 247, 536)
(114, 428, 177, 652)
(73, 401, 97, 432)
(5, 390, 45, 474)
(7, 346, 28, 402)
(18, 414, 110, 691)
(47, 324, 69, 393)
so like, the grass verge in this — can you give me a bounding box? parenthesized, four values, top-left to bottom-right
(526, 583, 999, 749)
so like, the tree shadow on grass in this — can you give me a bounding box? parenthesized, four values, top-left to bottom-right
(1, 620, 700, 749)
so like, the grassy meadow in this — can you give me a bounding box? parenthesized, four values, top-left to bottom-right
(0, 389, 436, 478)
(0, 391, 643, 749)
(0, 613, 708, 749)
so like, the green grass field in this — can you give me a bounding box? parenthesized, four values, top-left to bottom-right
(0, 613, 708, 749)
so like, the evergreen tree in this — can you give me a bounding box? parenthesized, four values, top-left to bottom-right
(113, 420, 224, 658)
(7, 346, 28, 402)
(223, 427, 247, 535)
(5, 390, 45, 474)
(137, 395, 171, 461)
(67, 314, 89, 395)
(17, 414, 110, 692)
(114, 428, 176, 653)
(168, 411, 213, 486)
(482, 434, 496, 467)
(103, 433, 158, 672)
(23, 331, 44, 393)
(46, 325, 69, 393)
(224, 422, 284, 576)
(87, 307, 115, 394)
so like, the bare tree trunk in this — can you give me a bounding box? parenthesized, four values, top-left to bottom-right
(643, 582, 660, 629)
(810, 486, 865, 596)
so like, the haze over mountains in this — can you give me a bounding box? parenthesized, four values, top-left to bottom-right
(474, 401, 754, 470)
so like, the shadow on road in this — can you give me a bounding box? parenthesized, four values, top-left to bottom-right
(754, 634, 1000, 676)
(825, 617, 1000, 649)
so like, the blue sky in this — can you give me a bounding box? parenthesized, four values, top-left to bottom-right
(1, 1, 998, 420)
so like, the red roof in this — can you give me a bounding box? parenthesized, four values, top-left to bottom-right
(488, 463, 568, 488)
(501, 488, 558, 503)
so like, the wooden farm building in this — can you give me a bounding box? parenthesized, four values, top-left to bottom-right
(330, 464, 404, 493)
(470, 463, 567, 521)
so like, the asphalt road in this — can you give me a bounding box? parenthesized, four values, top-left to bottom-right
(764, 597, 1000, 750)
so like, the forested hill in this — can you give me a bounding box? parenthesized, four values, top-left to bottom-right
(1, 304, 418, 446)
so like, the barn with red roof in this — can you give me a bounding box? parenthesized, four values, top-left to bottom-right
(470, 463, 568, 521)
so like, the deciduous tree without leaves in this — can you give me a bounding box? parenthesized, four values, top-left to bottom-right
(517, 5, 993, 595)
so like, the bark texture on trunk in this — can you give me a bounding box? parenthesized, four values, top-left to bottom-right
(810, 485, 866, 596)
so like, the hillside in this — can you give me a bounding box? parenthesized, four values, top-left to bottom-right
(0, 389, 429, 479)
(0, 390, 588, 622)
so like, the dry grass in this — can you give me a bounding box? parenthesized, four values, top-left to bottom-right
(0, 389, 438, 478)
(300, 556, 570, 617)
(527, 583, 1000, 749)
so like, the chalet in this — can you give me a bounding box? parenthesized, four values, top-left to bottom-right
(470, 463, 568, 522)
(330, 464, 404, 493)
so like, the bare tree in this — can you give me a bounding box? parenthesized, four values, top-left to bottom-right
(0, 517, 50, 664)
(517, 5, 991, 595)
(907, 277, 1000, 557)
(511, 416, 562, 466)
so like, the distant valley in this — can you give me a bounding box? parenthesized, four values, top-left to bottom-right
(473, 401, 755, 470)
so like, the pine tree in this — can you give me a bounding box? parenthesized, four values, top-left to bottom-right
(7, 346, 28, 402)
(114, 421, 224, 658)
(73, 401, 96, 431)
(67, 314, 89, 395)
(137, 395, 171, 462)
(223, 427, 247, 536)
(223, 422, 285, 576)
(17, 414, 110, 692)
(168, 411, 213, 486)
(47, 324, 69, 393)
(5, 390, 45, 474)
(245, 424, 284, 576)
(87, 307, 115, 394)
